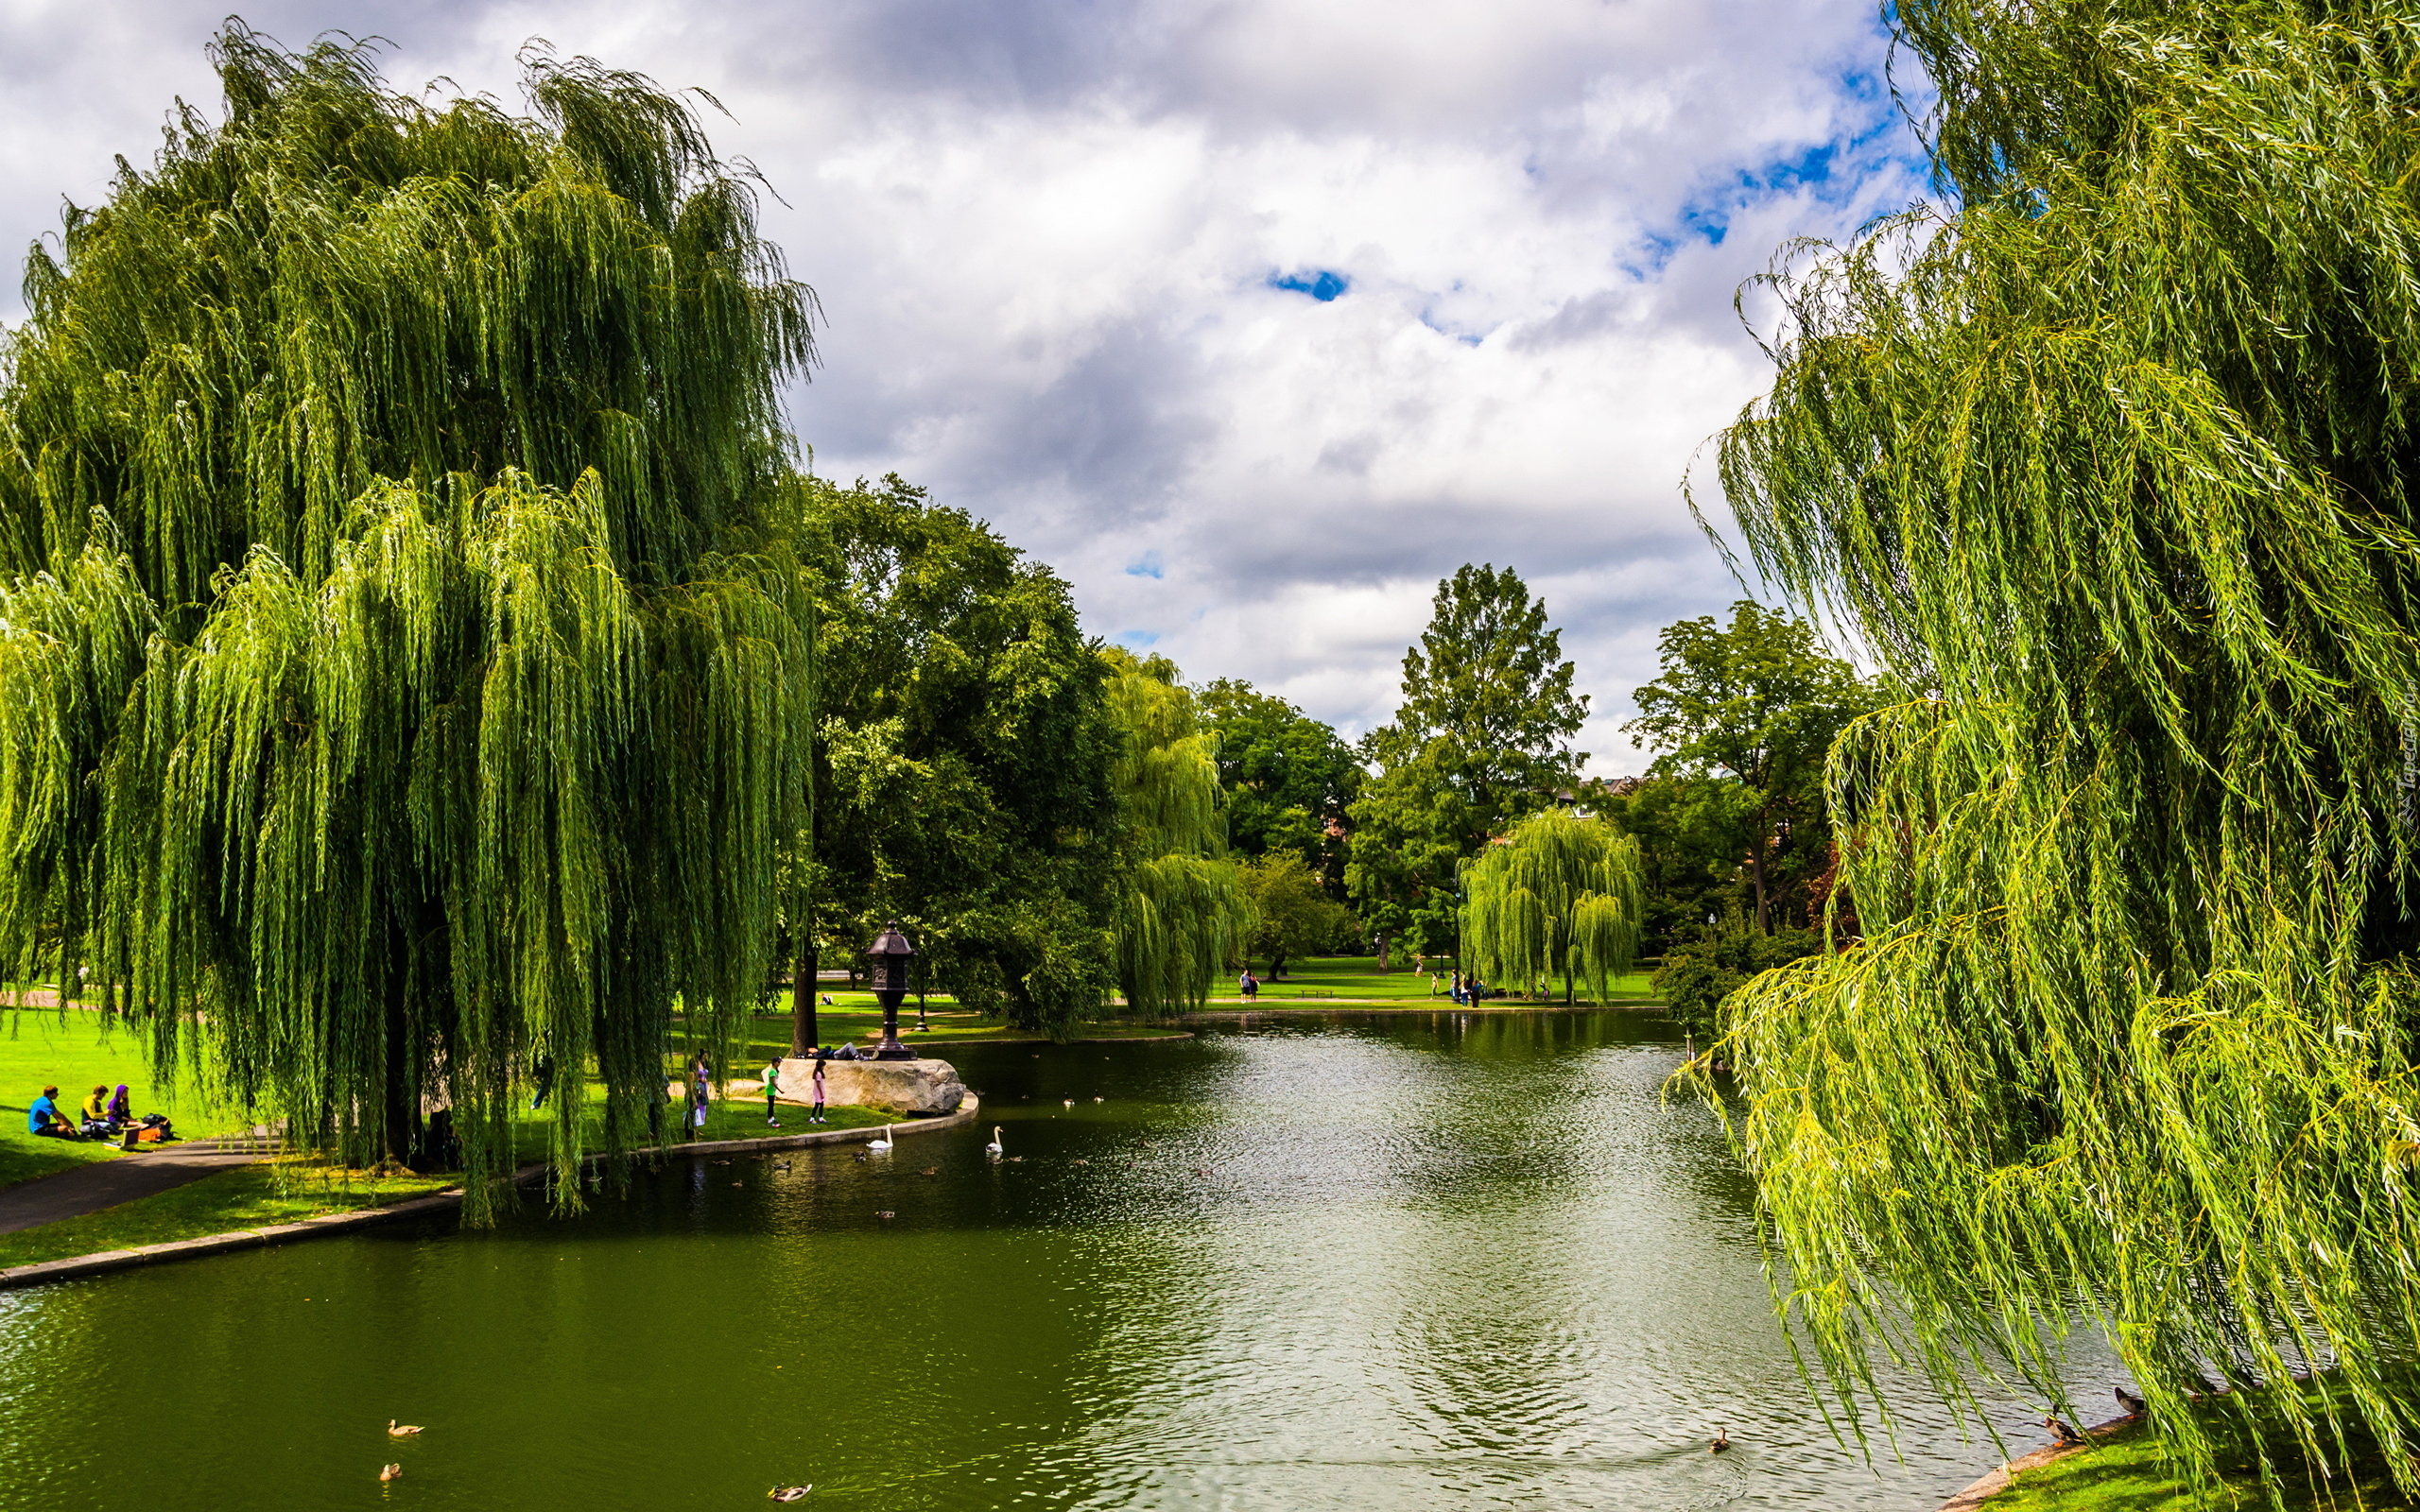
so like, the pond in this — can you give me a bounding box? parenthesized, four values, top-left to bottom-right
(0, 1010, 2110, 1511)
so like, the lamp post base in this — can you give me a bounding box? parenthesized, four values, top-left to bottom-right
(873, 996, 916, 1059)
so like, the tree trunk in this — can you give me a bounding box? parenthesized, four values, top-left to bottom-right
(790, 942, 819, 1057)
(382, 926, 413, 1165)
(1749, 846, 1772, 934)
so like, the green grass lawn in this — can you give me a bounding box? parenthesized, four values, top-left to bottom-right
(0, 1005, 925, 1264)
(1994, 1385, 2420, 1510)
(728, 989, 1191, 1052)
(0, 1007, 253, 1189)
(1219, 954, 1662, 1007)
(0, 1161, 457, 1269)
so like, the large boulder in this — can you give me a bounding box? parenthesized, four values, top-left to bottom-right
(779, 1057, 964, 1117)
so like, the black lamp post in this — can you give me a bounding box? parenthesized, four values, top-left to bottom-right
(866, 921, 918, 1061)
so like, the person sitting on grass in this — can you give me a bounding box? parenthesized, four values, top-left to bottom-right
(106, 1084, 131, 1125)
(80, 1085, 110, 1125)
(27, 1085, 76, 1138)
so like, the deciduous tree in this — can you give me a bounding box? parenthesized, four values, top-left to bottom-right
(0, 27, 819, 1211)
(1104, 651, 1251, 1019)
(1198, 679, 1360, 891)
(1347, 564, 1586, 959)
(1459, 809, 1643, 1004)
(1709, 0, 2420, 1481)
(1622, 602, 1878, 933)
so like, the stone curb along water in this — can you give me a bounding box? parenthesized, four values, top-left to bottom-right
(0, 1093, 980, 1291)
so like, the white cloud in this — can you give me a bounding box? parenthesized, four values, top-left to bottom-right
(0, 0, 1927, 773)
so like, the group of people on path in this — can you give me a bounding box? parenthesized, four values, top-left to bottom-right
(26, 1082, 172, 1143)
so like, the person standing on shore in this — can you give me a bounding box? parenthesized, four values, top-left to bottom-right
(811, 1058, 827, 1124)
(762, 1057, 783, 1126)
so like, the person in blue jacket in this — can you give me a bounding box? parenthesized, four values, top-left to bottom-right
(27, 1085, 75, 1138)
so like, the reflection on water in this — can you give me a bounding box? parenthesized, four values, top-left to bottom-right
(0, 1010, 2107, 1511)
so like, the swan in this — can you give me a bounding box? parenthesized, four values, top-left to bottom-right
(986, 1126, 1004, 1158)
(387, 1420, 423, 1437)
(867, 1126, 893, 1152)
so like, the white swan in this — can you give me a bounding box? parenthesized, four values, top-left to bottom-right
(985, 1126, 1004, 1158)
(867, 1125, 893, 1153)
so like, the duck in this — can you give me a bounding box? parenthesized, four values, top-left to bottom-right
(769, 1486, 812, 1503)
(875, 1210, 895, 1221)
(1709, 1428, 1730, 1453)
(921, 1166, 940, 1177)
(2045, 1417, 2088, 1450)
(1063, 1099, 1075, 1108)
(387, 1420, 423, 1437)
(380, 1464, 404, 1483)
(867, 1126, 893, 1153)
(985, 1126, 1004, 1158)
(1093, 1095, 1104, 1103)
(2115, 1385, 2147, 1416)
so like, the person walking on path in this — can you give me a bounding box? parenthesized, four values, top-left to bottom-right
(1239, 969, 1259, 1004)
(810, 1058, 827, 1124)
(762, 1057, 783, 1127)
(530, 1053, 556, 1111)
(690, 1054, 712, 1132)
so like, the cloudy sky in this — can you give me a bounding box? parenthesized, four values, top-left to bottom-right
(0, 0, 1927, 772)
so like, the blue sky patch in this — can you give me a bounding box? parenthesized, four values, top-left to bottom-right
(1125, 550, 1165, 579)
(1117, 629, 1161, 648)
(1270, 269, 1350, 301)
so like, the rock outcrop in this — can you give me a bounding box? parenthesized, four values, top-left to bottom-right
(778, 1057, 964, 1117)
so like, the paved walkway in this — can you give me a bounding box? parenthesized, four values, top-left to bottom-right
(0, 1150, 261, 1235)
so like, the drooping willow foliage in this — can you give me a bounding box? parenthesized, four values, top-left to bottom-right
(1703, 0, 2420, 1486)
(1459, 808, 1641, 1004)
(0, 26, 818, 1214)
(1104, 650, 1251, 1018)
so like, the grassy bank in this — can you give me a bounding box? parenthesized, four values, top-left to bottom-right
(0, 1161, 458, 1268)
(0, 1096, 901, 1268)
(1990, 1384, 2420, 1510)
(1209, 954, 1662, 1006)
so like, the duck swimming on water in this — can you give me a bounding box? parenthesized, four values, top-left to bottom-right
(1709, 1428, 1730, 1453)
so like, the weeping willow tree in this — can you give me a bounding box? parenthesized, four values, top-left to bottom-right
(0, 26, 818, 1214)
(1459, 808, 1641, 1004)
(1105, 650, 1251, 1018)
(1703, 0, 2420, 1488)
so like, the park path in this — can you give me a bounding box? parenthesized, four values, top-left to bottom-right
(0, 1147, 261, 1236)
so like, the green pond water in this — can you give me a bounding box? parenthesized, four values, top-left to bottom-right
(0, 1011, 2104, 1511)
